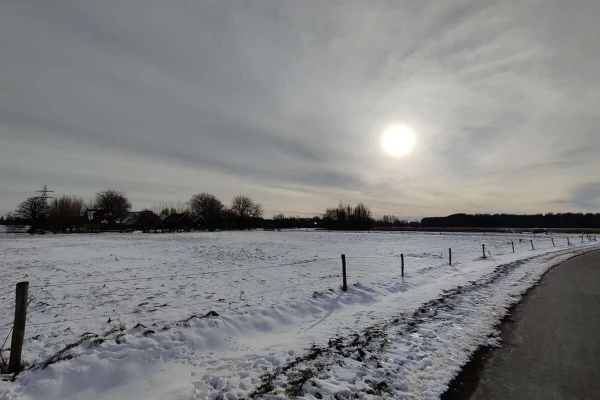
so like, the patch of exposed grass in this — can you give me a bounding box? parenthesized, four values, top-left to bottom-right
(365, 380, 393, 396)
(284, 368, 316, 398)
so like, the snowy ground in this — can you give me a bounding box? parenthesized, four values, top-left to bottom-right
(0, 229, 597, 399)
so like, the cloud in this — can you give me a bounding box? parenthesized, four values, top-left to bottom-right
(557, 183, 600, 211)
(1, 0, 599, 216)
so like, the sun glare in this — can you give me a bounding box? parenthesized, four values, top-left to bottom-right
(381, 125, 416, 158)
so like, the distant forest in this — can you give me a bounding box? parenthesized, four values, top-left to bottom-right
(421, 213, 600, 229)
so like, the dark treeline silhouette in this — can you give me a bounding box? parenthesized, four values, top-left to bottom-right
(375, 214, 420, 228)
(2, 190, 266, 233)
(268, 211, 419, 230)
(322, 202, 374, 230)
(271, 214, 322, 230)
(4, 189, 600, 233)
(421, 213, 600, 229)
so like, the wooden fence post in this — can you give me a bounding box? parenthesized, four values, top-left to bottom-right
(582, 236, 585, 243)
(449, 248, 452, 265)
(341, 254, 347, 292)
(531, 240, 535, 250)
(511, 241, 515, 253)
(483, 244, 486, 259)
(8, 282, 28, 374)
(568, 237, 571, 246)
(401, 254, 405, 277)
(552, 238, 555, 247)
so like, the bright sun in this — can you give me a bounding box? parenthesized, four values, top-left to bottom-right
(381, 125, 416, 158)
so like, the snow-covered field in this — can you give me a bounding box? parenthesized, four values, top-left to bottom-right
(0, 229, 597, 399)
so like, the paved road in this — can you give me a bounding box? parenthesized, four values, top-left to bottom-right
(444, 250, 600, 400)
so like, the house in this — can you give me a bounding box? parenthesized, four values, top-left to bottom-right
(163, 213, 197, 232)
(122, 211, 163, 233)
(193, 215, 206, 231)
(82, 209, 119, 232)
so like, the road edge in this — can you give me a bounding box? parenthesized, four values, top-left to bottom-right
(440, 248, 600, 400)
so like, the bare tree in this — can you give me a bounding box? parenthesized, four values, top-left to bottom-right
(231, 195, 255, 218)
(352, 202, 372, 229)
(230, 195, 263, 229)
(84, 199, 96, 210)
(15, 197, 46, 232)
(15, 197, 45, 221)
(152, 203, 173, 217)
(48, 196, 85, 232)
(322, 201, 373, 230)
(189, 193, 224, 230)
(250, 203, 264, 218)
(95, 190, 131, 227)
(153, 203, 188, 216)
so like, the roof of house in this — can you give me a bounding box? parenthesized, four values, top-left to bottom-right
(122, 211, 162, 226)
(163, 213, 195, 224)
(121, 212, 140, 225)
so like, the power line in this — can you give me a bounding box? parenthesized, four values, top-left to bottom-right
(0, 191, 37, 195)
(345, 254, 402, 260)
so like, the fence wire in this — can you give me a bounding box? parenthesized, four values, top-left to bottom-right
(3, 236, 595, 345)
(26, 277, 333, 327)
(30, 257, 340, 289)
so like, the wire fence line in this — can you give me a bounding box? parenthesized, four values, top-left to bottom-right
(26, 239, 563, 321)
(11, 237, 589, 302)
(33, 271, 339, 303)
(26, 277, 333, 327)
(29, 257, 341, 289)
(15, 236, 587, 291)
(1, 235, 595, 344)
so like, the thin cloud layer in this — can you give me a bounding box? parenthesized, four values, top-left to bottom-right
(1, 0, 599, 217)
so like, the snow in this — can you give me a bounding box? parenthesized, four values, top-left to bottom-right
(0, 229, 597, 399)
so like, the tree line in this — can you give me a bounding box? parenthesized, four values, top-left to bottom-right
(1, 190, 264, 233)
(1, 192, 389, 233)
(420, 213, 600, 229)
(3, 191, 599, 233)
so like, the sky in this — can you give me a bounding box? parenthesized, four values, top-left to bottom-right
(1, 0, 599, 218)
